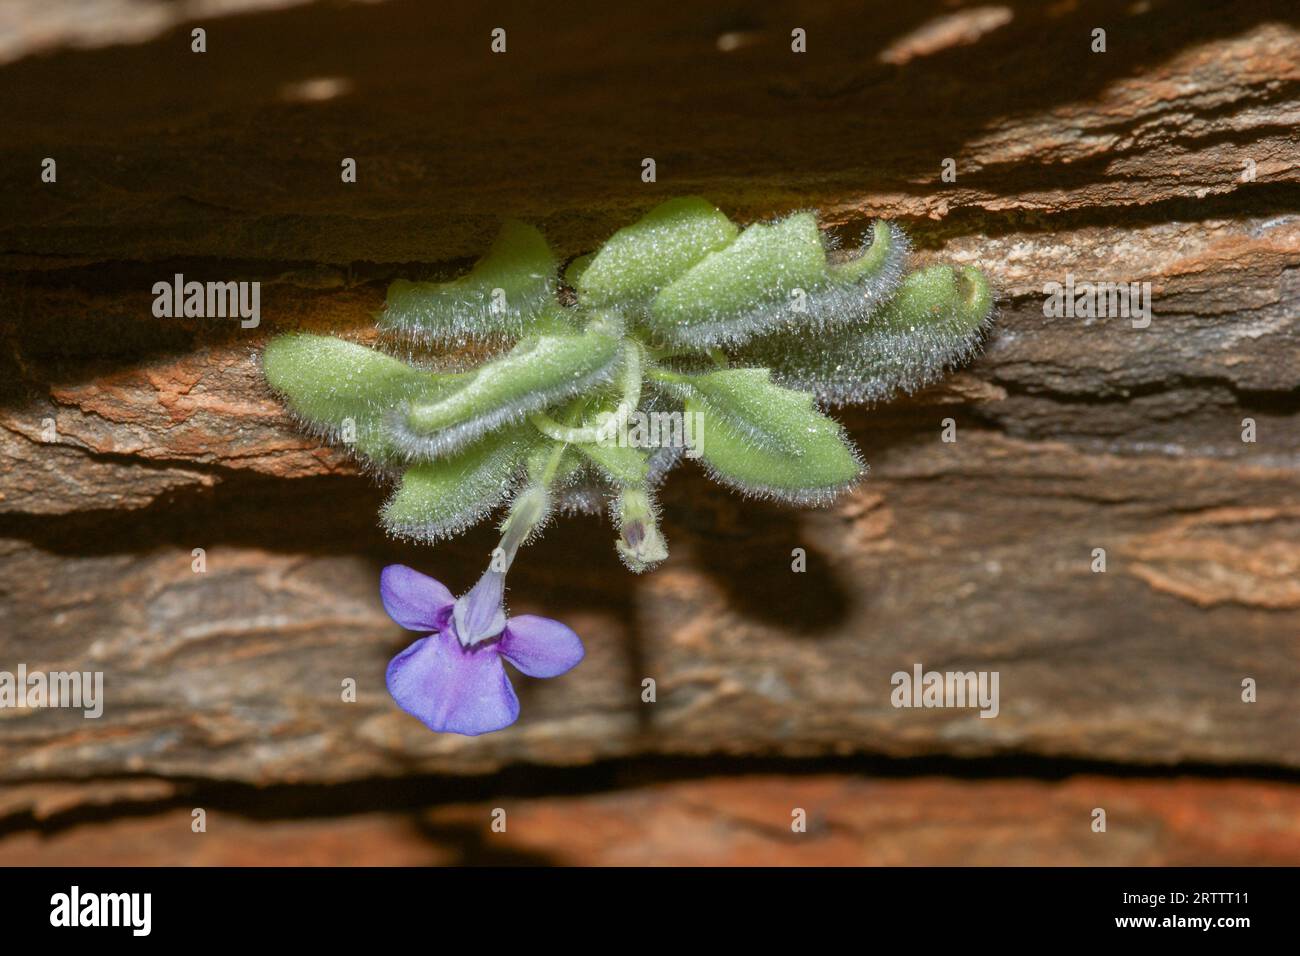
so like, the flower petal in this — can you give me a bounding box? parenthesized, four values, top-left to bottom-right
(380, 565, 455, 632)
(499, 615, 585, 678)
(386, 635, 519, 735)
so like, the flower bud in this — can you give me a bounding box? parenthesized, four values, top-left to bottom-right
(615, 488, 668, 573)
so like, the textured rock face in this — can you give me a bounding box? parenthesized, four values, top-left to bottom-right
(2, 774, 1297, 866)
(0, 0, 1297, 864)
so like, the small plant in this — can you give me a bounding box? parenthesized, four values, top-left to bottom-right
(263, 197, 994, 735)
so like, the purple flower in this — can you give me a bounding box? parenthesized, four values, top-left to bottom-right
(381, 564, 584, 736)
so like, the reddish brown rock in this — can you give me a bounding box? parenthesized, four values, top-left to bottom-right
(1, 775, 1295, 866)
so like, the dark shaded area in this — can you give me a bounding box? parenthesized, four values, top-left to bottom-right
(1, 0, 1296, 262)
(5, 750, 1300, 847)
(670, 487, 854, 636)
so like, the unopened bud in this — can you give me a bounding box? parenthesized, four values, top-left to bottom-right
(615, 488, 668, 573)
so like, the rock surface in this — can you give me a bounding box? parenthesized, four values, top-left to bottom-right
(1, 773, 1296, 865)
(0, 0, 1296, 862)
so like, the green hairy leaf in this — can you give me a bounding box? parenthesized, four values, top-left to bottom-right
(262, 333, 457, 465)
(659, 367, 864, 505)
(380, 220, 559, 345)
(382, 427, 539, 542)
(744, 264, 994, 405)
(644, 214, 909, 350)
(387, 326, 623, 460)
(647, 212, 824, 347)
(576, 197, 738, 307)
(577, 440, 650, 487)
